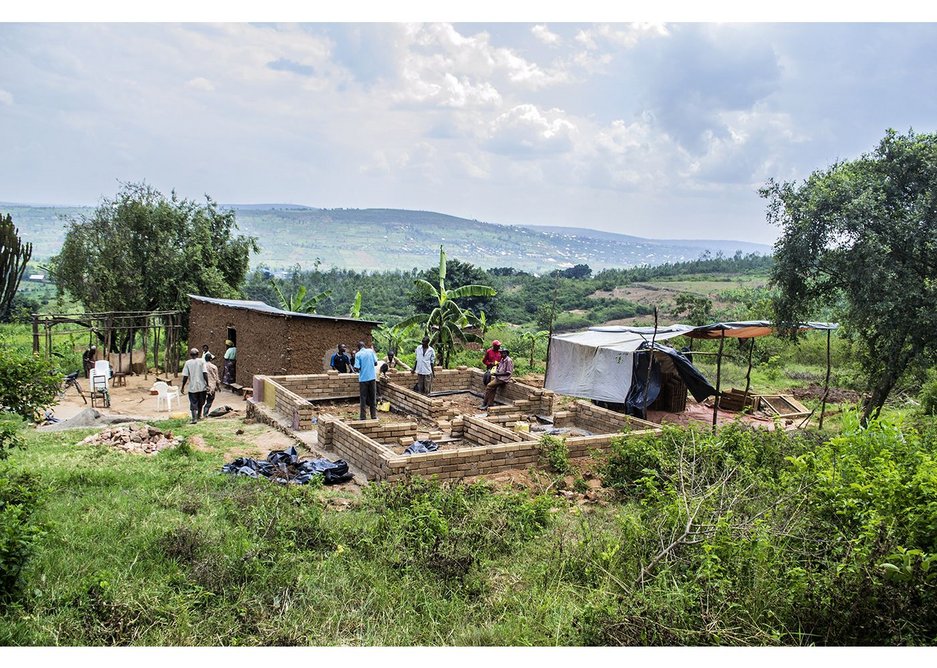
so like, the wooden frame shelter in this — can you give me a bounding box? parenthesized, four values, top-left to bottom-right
(32, 310, 185, 378)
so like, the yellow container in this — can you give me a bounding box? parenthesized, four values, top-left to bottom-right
(378, 401, 391, 412)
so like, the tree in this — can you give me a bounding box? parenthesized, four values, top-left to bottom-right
(399, 246, 497, 368)
(51, 182, 258, 329)
(762, 129, 937, 423)
(672, 293, 713, 325)
(0, 213, 32, 322)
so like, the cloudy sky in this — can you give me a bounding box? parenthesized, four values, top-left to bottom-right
(1, 18, 936, 243)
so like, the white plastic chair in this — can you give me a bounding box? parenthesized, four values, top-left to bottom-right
(153, 381, 180, 411)
(90, 372, 110, 408)
(93, 359, 113, 380)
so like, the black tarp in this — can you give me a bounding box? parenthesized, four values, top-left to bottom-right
(625, 343, 717, 418)
(221, 446, 353, 485)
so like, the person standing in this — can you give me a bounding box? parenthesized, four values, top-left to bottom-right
(330, 344, 352, 373)
(222, 339, 237, 385)
(201, 343, 211, 360)
(481, 347, 514, 409)
(82, 345, 98, 377)
(482, 339, 502, 385)
(353, 340, 378, 420)
(181, 347, 209, 424)
(202, 352, 221, 418)
(411, 336, 436, 395)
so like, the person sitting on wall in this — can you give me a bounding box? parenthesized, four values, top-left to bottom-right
(222, 339, 237, 385)
(482, 339, 502, 385)
(330, 343, 353, 373)
(481, 347, 514, 410)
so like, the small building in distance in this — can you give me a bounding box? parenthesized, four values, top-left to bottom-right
(187, 295, 382, 387)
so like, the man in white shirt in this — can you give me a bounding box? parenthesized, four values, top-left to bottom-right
(181, 347, 209, 424)
(411, 336, 436, 395)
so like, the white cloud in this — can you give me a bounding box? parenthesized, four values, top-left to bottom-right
(531, 25, 561, 46)
(486, 104, 577, 156)
(0, 89, 12, 106)
(185, 77, 215, 92)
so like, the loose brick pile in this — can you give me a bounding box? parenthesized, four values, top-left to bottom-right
(79, 423, 181, 454)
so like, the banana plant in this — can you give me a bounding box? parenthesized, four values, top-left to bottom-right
(397, 245, 497, 368)
(349, 291, 363, 319)
(270, 279, 331, 314)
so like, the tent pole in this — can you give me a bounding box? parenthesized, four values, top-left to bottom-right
(742, 337, 755, 410)
(642, 307, 659, 416)
(819, 329, 832, 429)
(712, 331, 725, 430)
(543, 279, 559, 380)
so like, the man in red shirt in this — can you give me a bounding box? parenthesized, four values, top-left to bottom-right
(481, 348, 514, 410)
(482, 340, 502, 385)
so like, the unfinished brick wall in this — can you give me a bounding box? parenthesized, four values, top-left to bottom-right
(343, 419, 419, 446)
(553, 400, 658, 434)
(379, 381, 456, 420)
(462, 415, 525, 445)
(273, 371, 360, 400)
(325, 419, 396, 479)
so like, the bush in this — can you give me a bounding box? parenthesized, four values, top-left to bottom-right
(0, 339, 61, 420)
(539, 434, 570, 474)
(919, 368, 937, 415)
(0, 469, 43, 610)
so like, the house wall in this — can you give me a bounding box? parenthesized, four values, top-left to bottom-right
(188, 298, 377, 387)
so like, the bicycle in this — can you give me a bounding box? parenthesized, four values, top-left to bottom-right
(59, 371, 88, 405)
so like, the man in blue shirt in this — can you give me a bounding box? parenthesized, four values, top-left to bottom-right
(353, 340, 378, 420)
(330, 344, 352, 373)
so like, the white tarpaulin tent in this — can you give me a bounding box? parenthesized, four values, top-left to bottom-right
(544, 325, 695, 403)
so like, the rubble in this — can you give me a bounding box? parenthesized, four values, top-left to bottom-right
(79, 423, 181, 454)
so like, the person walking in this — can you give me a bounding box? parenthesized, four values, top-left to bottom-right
(222, 339, 237, 385)
(353, 340, 378, 420)
(202, 352, 221, 417)
(411, 336, 436, 395)
(180, 347, 209, 424)
(481, 347, 514, 409)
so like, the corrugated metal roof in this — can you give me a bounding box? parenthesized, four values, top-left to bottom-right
(188, 295, 382, 325)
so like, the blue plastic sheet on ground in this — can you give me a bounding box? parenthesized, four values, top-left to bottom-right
(221, 446, 353, 485)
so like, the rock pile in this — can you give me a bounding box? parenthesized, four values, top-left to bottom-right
(79, 423, 181, 454)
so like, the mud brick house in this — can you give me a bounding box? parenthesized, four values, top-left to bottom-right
(187, 295, 381, 387)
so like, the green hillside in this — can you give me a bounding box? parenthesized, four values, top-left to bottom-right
(3, 203, 770, 273)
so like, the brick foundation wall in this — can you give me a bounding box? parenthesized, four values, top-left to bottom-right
(380, 381, 455, 420)
(384, 441, 543, 482)
(343, 419, 419, 446)
(462, 415, 525, 445)
(327, 420, 396, 480)
(553, 400, 658, 434)
(273, 371, 360, 400)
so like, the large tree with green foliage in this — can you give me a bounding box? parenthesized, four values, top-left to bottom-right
(400, 246, 497, 368)
(762, 129, 937, 422)
(52, 182, 258, 322)
(410, 256, 498, 323)
(0, 213, 32, 322)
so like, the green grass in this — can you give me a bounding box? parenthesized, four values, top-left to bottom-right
(0, 422, 576, 645)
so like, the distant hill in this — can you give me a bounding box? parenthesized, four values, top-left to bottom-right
(4, 202, 771, 273)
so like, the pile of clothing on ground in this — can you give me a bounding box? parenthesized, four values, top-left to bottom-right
(221, 446, 353, 485)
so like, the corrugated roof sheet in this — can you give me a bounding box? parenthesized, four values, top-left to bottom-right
(188, 295, 382, 325)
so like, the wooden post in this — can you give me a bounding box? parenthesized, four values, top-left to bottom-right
(712, 330, 726, 430)
(32, 314, 40, 355)
(642, 307, 659, 416)
(742, 337, 755, 410)
(153, 319, 160, 376)
(543, 279, 559, 380)
(819, 329, 832, 429)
